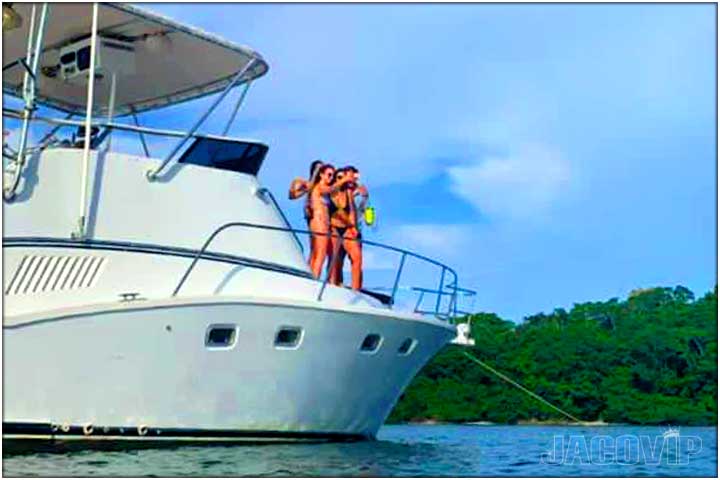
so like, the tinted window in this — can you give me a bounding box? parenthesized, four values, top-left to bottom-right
(206, 325, 237, 348)
(360, 334, 382, 353)
(274, 327, 303, 349)
(76, 46, 91, 71)
(398, 338, 417, 355)
(60, 51, 76, 64)
(178, 138, 268, 176)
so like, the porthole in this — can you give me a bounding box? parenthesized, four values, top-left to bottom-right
(398, 338, 417, 356)
(205, 325, 237, 349)
(275, 326, 303, 349)
(360, 334, 382, 353)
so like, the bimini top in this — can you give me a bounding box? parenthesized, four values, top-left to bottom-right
(2, 3, 268, 116)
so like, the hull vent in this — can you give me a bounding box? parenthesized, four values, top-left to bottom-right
(5, 255, 106, 295)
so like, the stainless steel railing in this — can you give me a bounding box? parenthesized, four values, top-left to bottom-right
(2, 107, 265, 151)
(171, 221, 460, 320)
(255, 187, 304, 254)
(1, 108, 463, 319)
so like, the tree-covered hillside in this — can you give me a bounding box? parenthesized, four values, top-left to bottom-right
(389, 286, 717, 425)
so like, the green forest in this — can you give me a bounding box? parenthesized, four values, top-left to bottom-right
(389, 285, 717, 426)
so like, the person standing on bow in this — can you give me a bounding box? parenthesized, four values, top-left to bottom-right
(346, 165, 369, 221)
(306, 163, 353, 279)
(328, 166, 367, 291)
(289, 159, 324, 271)
(288, 159, 324, 221)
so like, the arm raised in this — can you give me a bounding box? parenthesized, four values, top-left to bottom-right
(288, 178, 309, 199)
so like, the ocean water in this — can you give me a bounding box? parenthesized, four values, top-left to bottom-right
(3, 425, 717, 477)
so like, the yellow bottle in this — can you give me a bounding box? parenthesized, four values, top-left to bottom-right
(364, 206, 376, 226)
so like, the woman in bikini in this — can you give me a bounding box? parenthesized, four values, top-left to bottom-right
(307, 164, 353, 279)
(289, 159, 324, 214)
(328, 166, 365, 290)
(288, 160, 324, 269)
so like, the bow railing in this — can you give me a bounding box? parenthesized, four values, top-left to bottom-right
(172, 221, 460, 320)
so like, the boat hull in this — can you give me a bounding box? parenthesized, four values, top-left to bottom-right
(4, 299, 454, 442)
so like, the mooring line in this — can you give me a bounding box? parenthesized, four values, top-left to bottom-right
(462, 350, 583, 424)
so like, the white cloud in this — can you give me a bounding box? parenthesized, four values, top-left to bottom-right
(350, 248, 397, 271)
(392, 224, 475, 259)
(448, 144, 570, 220)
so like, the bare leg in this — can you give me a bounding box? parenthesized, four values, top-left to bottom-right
(308, 231, 317, 269)
(310, 233, 330, 278)
(344, 231, 363, 290)
(328, 231, 345, 286)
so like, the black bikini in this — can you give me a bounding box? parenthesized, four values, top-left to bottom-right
(330, 191, 353, 239)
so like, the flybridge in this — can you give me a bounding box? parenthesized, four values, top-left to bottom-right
(2, 3, 268, 115)
(2, 2, 269, 238)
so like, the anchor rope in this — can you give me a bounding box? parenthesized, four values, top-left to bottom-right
(461, 350, 583, 424)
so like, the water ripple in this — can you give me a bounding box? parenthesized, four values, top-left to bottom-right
(3, 425, 717, 477)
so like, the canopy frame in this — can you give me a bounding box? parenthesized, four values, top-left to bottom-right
(2, 2, 269, 242)
(145, 58, 257, 181)
(2, 2, 269, 117)
(4, 3, 50, 202)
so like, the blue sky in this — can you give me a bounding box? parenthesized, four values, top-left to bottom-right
(144, 3, 717, 320)
(9, 3, 715, 321)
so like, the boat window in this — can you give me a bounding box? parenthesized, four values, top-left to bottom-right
(398, 338, 417, 356)
(178, 137, 268, 176)
(206, 325, 237, 348)
(76, 46, 92, 71)
(274, 326, 303, 349)
(60, 51, 76, 64)
(360, 334, 382, 353)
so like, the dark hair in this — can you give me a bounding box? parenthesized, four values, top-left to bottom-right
(344, 165, 358, 173)
(312, 164, 334, 185)
(318, 164, 334, 175)
(333, 167, 349, 182)
(309, 160, 324, 178)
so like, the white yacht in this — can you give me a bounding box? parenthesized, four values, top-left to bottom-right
(2, 3, 473, 444)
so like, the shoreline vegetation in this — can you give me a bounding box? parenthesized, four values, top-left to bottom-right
(389, 285, 717, 426)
